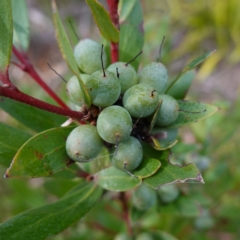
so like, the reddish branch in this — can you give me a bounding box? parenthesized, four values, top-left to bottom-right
(12, 46, 68, 109)
(106, 0, 119, 63)
(0, 85, 84, 120)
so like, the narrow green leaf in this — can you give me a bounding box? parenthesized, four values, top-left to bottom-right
(95, 166, 142, 191)
(143, 145, 204, 189)
(85, 0, 119, 43)
(134, 157, 161, 179)
(119, 0, 144, 70)
(166, 51, 215, 93)
(168, 101, 219, 128)
(0, 182, 102, 240)
(11, 0, 29, 52)
(148, 100, 162, 133)
(119, 0, 137, 21)
(51, 0, 91, 108)
(166, 70, 195, 99)
(0, 122, 32, 167)
(0, 0, 13, 72)
(150, 137, 178, 150)
(5, 126, 75, 178)
(0, 98, 67, 132)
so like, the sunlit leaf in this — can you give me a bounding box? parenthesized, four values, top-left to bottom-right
(95, 166, 141, 191)
(51, 0, 91, 108)
(85, 0, 119, 43)
(0, 122, 32, 167)
(119, 0, 144, 70)
(11, 0, 29, 52)
(0, 182, 102, 239)
(5, 126, 75, 178)
(0, 0, 13, 73)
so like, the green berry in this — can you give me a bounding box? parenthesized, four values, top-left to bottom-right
(74, 39, 107, 74)
(97, 106, 132, 144)
(123, 84, 159, 118)
(132, 184, 157, 210)
(66, 125, 103, 162)
(158, 185, 179, 203)
(66, 74, 89, 106)
(111, 136, 143, 171)
(85, 70, 121, 107)
(155, 94, 179, 126)
(138, 62, 168, 93)
(107, 62, 137, 93)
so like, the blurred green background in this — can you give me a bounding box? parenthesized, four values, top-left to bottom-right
(0, 0, 240, 239)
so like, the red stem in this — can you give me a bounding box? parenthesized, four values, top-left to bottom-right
(12, 46, 68, 109)
(106, 0, 119, 63)
(0, 86, 84, 120)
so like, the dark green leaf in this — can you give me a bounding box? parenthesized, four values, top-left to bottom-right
(166, 70, 195, 99)
(134, 157, 161, 179)
(0, 122, 32, 167)
(119, 0, 144, 70)
(168, 100, 219, 128)
(95, 166, 141, 191)
(5, 126, 75, 178)
(142, 145, 204, 189)
(85, 0, 119, 43)
(51, 0, 91, 108)
(0, 0, 13, 72)
(11, 0, 29, 52)
(165, 51, 215, 93)
(0, 98, 67, 132)
(0, 182, 102, 240)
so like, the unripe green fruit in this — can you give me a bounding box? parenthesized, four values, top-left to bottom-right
(107, 62, 137, 93)
(138, 62, 168, 93)
(132, 184, 157, 210)
(194, 210, 214, 230)
(114, 233, 132, 240)
(74, 39, 107, 74)
(66, 125, 103, 162)
(97, 106, 132, 144)
(155, 94, 179, 126)
(123, 84, 159, 118)
(136, 233, 154, 240)
(85, 70, 121, 107)
(66, 74, 89, 106)
(111, 136, 143, 171)
(157, 185, 179, 203)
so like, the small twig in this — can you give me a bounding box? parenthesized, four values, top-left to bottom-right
(47, 62, 67, 83)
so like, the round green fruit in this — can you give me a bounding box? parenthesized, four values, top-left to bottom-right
(111, 136, 143, 171)
(66, 74, 89, 106)
(97, 106, 132, 144)
(85, 70, 121, 107)
(107, 62, 137, 93)
(74, 39, 107, 74)
(66, 125, 103, 162)
(138, 62, 168, 93)
(155, 94, 179, 126)
(123, 84, 159, 118)
(158, 185, 179, 203)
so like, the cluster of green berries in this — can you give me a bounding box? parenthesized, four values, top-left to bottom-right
(66, 39, 179, 175)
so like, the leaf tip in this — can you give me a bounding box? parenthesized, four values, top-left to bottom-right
(51, 0, 57, 13)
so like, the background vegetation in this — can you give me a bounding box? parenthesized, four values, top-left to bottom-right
(0, 0, 239, 239)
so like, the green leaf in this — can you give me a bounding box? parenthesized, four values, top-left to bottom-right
(0, 182, 102, 240)
(166, 70, 195, 99)
(168, 100, 219, 128)
(165, 51, 215, 93)
(51, 0, 91, 108)
(0, 122, 32, 167)
(134, 157, 161, 179)
(95, 166, 142, 191)
(143, 145, 204, 189)
(119, 0, 144, 70)
(85, 0, 119, 43)
(11, 0, 29, 52)
(150, 137, 178, 150)
(0, 0, 13, 72)
(0, 98, 67, 132)
(148, 100, 162, 133)
(5, 126, 75, 178)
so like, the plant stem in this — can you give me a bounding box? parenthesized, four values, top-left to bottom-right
(106, 0, 119, 63)
(119, 192, 133, 237)
(0, 85, 84, 120)
(12, 46, 68, 109)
